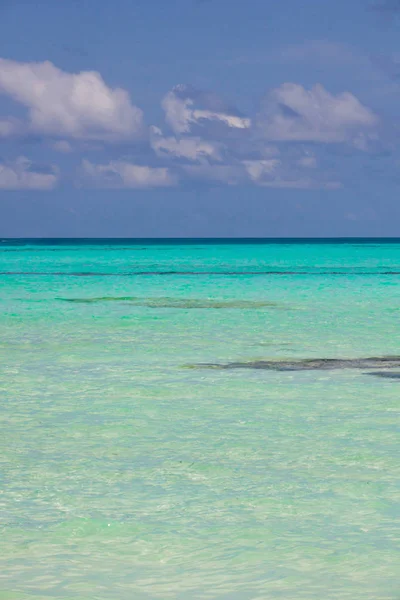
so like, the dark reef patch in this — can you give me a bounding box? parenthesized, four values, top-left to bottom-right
(192, 356, 400, 371)
(365, 371, 400, 379)
(58, 296, 281, 309)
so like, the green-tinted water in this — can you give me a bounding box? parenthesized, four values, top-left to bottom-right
(1, 240, 399, 599)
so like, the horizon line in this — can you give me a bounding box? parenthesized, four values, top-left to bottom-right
(2, 236, 400, 244)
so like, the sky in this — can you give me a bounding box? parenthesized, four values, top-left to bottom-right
(1, 0, 400, 237)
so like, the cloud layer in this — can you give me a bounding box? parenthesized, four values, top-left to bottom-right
(0, 57, 383, 191)
(256, 83, 378, 143)
(0, 157, 58, 190)
(0, 58, 144, 141)
(162, 84, 251, 136)
(82, 160, 177, 188)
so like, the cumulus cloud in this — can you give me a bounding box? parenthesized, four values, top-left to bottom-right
(150, 126, 223, 163)
(162, 84, 250, 135)
(256, 83, 378, 143)
(0, 69, 381, 192)
(243, 159, 280, 182)
(81, 159, 177, 188)
(151, 81, 377, 191)
(154, 81, 349, 189)
(0, 58, 144, 141)
(0, 157, 59, 190)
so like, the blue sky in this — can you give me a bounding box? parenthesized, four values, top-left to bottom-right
(1, 0, 400, 236)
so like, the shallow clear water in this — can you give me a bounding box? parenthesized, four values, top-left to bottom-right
(1, 240, 399, 600)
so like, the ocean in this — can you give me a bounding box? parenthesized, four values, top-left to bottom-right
(1, 239, 399, 600)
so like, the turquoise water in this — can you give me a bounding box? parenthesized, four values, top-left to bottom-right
(1, 240, 399, 600)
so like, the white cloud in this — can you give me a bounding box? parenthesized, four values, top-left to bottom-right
(192, 109, 250, 129)
(150, 126, 223, 162)
(162, 84, 250, 135)
(257, 83, 378, 143)
(0, 67, 381, 191)
(243, 159, 280, 182)
(0, 157, 59, 190)
(154, 82, 372, 190)
(82, 159, 177, 188)
(0, 58, 144, 141)
(162, 90, 193, 135)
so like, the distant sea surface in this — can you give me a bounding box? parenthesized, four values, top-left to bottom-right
(1, 239, 399, 600)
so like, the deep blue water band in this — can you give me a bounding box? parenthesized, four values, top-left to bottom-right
(2, 237, 400, 246)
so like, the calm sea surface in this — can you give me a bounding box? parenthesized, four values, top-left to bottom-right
(1, 239, 399, 600)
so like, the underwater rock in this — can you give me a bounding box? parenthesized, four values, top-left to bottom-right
(194, 356, 400, 371)
(58, 297, 281, 309)
(365, 371, 400, 379)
